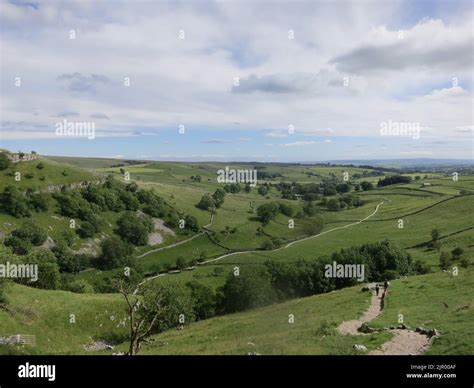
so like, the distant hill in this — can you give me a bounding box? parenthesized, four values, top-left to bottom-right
(325, 159, 474, 169)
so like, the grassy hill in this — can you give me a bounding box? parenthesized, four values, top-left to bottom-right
(0, 158, 99, 190)
(2, 268, 470, 355)
(1, 155, 472, 355)
(131, 268, 474, 355)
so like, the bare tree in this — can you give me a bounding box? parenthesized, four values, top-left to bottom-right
(116, 277, 193, 355)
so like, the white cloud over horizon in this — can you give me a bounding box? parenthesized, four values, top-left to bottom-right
(0, 0, 473, 160)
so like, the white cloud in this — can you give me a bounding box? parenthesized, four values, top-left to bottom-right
(284, 140, 318, 147)
(0, 2, 472, 158)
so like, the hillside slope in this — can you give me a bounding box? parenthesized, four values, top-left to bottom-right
(127, 268, 473, 355)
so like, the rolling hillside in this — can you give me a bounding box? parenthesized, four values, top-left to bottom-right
(1, 268, 471, 355)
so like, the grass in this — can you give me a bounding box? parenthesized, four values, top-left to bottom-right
(0, 158, 98, 190)
(370, 267, 474, 355)
(0, 283, 125, 355)
(1, 156, 473, 355)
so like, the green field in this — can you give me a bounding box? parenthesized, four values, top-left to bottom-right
(1, 154, 473, 355)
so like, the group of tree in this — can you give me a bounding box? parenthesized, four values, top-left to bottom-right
(4, 219, 47, 255)
(377, 175, 412, 187)
(0, 186, 50, 218)
(219, 240, 415, 313)
(439, 246, 469, 270)
(196, 188, 226, 211)
(322, 194, 365, 212)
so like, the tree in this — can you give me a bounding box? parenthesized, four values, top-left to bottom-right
(451, 247, 464, 260)
(28, 192, 49, 212)
(196, 194, 215, 211)
(0, 153, 11, 170)
(176, 257, 188, 270)
(256, 202, 280, 225)
(5, 236, 32, 255)
(1, 186, 30, 217)
(96, 236, 133, 270)
(304, 217, 324, 236)
(257, 185, 268, 196)
(117, 279, 194, 355)
(431, 228, 440, 242)
(279, 203, 294, 217)
(212, 188, 226, 208)
(186, 280, 217, 320)
(116, 211, 153, 246)
(336, 183, 351, 193)
(26, 250, 61, 290)
(77, 221, 96, 238)
(219, 266, 276, 313)
(327, 198, 341, 212)
(303, 201, 318, 216)
(377, 175, 412, 187)
(119, 191, 140, 211)
(11, 219, 47, 246)
(439, 251, 451, 270)
(360, 181, 374, 191)
(126, 182, 139, 192)
(52, 241, 79, 273)
(184, 215, 199, 232)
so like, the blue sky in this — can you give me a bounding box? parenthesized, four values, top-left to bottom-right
(1, 0, 473, 161)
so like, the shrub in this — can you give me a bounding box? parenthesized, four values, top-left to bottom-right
(116, 211, 153, 246)
(439, 251, 451, 270)
(196, 194, 215, 211)
(327, 198, 341, 212)
(5, 236, 32, 255)
(176, 257, 188, 270)
(451, 247, 464, 260)
(1, 186, 30, 217)
(184, 215, 199, 232)
(96, 236, 133, 270)
(413, 260, 431, 275)
(11, 219, 47, 246)
(257, 186, 268, 196)
(67, 279, 95, 294)
(279, 203, 294, 217)
(77, 221, 96, 238)
(186, 280, 217, 320)
(256, 202, 280, 225)
(0, 153, 11, 170)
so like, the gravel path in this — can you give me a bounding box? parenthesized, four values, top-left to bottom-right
(337, 284, 432, 355)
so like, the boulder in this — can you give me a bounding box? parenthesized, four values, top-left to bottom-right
(353, 344, 367, 351)
(358, 323, 375, 333)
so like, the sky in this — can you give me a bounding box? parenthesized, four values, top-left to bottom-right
(0, 0, 473, 162)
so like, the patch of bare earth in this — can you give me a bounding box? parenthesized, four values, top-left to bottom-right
(147, 218, 175, 246)
(369, 330, 431, 355)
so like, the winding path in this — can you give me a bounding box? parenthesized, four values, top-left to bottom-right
(202, 201, 384, 264)
(337, 284, 432, 355)
(137, 201, 385, 287)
